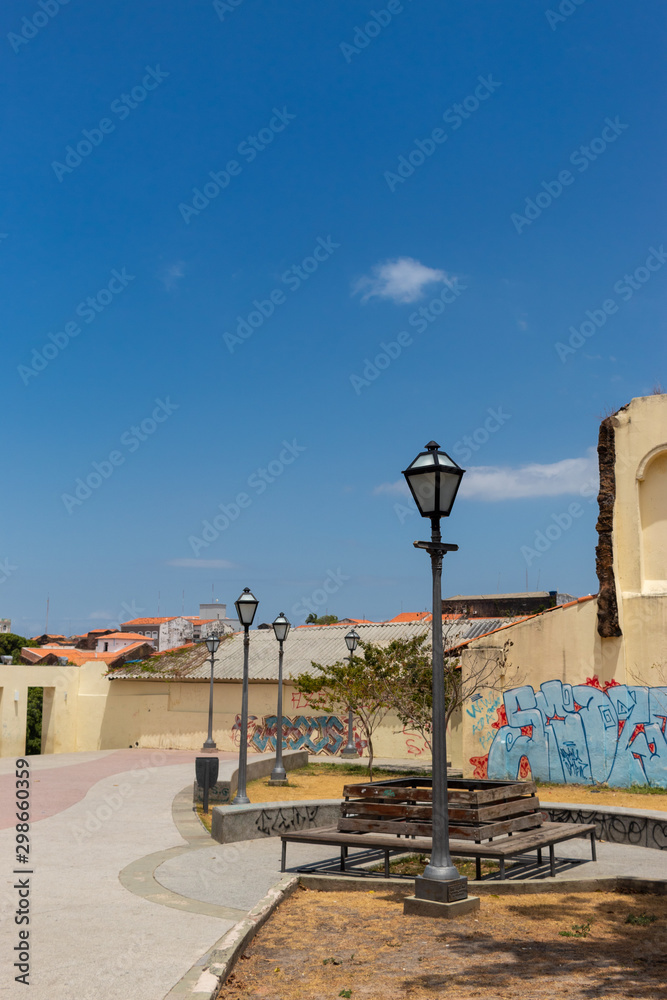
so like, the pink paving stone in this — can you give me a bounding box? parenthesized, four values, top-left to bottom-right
(1, 749, 237, 830)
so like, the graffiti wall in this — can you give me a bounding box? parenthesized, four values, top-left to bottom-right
(471, 677, 667, 788)
(232, 714, 368, 756)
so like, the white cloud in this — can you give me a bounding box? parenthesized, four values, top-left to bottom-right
(160, 262, 186, 291)
(88, 610, 115, 620)
(353, 257, 454, 304)
(166, 558, 236, 569)
(375, 449, 599, 502)
(374, 480, 410, 497)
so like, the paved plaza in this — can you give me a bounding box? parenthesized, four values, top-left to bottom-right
(2, 750, 667, 1000)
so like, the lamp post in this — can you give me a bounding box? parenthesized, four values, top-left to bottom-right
(402, 440, 475, 911)
(233, 587, 259, 805)
(202, 634, 221, 751)
(340, 629, 360, 758)
(269, 612, 291, 784)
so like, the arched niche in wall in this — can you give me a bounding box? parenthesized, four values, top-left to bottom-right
(637, 445, 667, 592)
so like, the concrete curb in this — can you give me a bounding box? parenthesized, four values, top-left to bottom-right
(193, 749, 308, 805)
(298, 872, 667, 895)
(546, 800, 667, 851)
(211, 798, 342, 844)
(164, 875, 299, 999)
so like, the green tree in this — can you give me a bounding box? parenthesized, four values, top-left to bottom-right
(0, 633, 39, 665)
(295, 640, 394, 779)
(305, 613, 339, 625)
(380, 635, 515, 751)
(25, 688, 43, 755)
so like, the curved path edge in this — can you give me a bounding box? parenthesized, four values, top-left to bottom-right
(119, 786, 247, 921)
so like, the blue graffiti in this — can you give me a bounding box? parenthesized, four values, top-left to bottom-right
(236, 714, 366, 755)
(487, 681, 667, 787)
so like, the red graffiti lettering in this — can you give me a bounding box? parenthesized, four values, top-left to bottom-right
(518, 755, 532, 779)
(491, 705, 508, 729)
(469, 754, 488, 778)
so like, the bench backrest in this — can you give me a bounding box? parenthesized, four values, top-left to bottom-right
(339, 778, 544, 842)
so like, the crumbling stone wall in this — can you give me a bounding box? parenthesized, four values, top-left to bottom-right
(595, 416, 622, 637)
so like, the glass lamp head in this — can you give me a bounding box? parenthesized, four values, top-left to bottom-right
(402, 441, 465, 518)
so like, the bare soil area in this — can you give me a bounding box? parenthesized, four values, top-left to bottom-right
(244, 766, 404, 804)
(197, 767, 667, 832)
(244, 766, 667, 812)
(217, 887, 667, 999)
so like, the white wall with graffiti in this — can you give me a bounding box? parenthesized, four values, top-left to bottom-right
(468, 677, 667, 787)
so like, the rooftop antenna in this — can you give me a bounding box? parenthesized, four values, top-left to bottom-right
(45, 595, 49, 634)
(536, 570, 541, 591)
(158, 590, 160, 615)
(182, 589, 185, 615)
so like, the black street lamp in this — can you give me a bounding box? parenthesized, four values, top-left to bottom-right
(402, 441, 473, 910)
(202, 634, 221, 751)
(269, 612, 291, 784)
(233, 587, 259, 805)
(340, 629, 360, 758)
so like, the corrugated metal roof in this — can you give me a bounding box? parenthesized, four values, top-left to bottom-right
(110, 618, 517, 682)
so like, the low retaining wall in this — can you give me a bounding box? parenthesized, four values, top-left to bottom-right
(193, 749, 308, 804)
(211, 798, 341, 844)
(546, 802, 667, 851)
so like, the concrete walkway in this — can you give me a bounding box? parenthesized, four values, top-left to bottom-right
(2, 750, 667, 1000)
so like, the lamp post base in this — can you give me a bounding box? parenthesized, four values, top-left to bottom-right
(404, 894, 480, 919)
(232, 794, 250, 805)
(201, 742, 217, 753)
(268, 778, 289, 786)
(415, 874, 469, 903)
(340, 747, 359, 758)
(269, 765, 288, 785)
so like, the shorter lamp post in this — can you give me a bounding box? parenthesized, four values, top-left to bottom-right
(202, 634, 221, 751)
(269, 612, 291, 784)
(233, 587, 259, 805)
(340, 629, 360, 758)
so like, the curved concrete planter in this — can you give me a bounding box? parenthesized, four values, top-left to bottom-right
(193, 748, 308, 805)
(211, 798, 342, 844)
(546, 802, 667, 851)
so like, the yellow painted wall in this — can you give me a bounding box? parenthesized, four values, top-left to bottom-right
(461, 394, 667, 783)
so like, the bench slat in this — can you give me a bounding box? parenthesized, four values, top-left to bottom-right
(281, 822, 596, 861)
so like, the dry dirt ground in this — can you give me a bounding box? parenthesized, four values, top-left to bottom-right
(217, 887, 667, 1000)
(243, 767, 667, 812)
(197, 767, 667, 832)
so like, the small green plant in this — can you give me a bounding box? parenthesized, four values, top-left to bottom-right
(323, 957, 342, 965)
(626, 912, 657, 925)
(339, 991, 352, 998)
(559, 921, 592, 938)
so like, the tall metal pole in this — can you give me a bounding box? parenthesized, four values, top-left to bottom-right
(233, 626, 251, 804)
(202, 647, 217, 751)
(270, 639, 287, 782)
(421, 517, 459, 882)
(340, 648, 358, 758)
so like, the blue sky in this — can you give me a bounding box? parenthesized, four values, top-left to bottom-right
(3, 0, 665, 636)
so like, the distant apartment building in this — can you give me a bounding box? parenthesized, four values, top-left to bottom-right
(192, 602, 240, 634)
(441, 591, 568, 618)
(119, 616, 193, 651)
(120, 601, 241, 651)
(95, 632, 157, 654)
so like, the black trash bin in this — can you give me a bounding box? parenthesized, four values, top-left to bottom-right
(195, 756, 219, 814)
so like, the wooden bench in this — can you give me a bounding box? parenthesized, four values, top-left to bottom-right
(280, 777, 596, 880)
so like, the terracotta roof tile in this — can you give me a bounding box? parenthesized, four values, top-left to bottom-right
(121, 617, 177, 626)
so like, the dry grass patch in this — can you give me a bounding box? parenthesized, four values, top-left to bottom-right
(217, 887, 667, 999)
